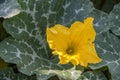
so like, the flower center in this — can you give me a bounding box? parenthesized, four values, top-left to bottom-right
(66, 47, 74, 55)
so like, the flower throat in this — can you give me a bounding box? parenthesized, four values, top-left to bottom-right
(66, 47, 74, 55)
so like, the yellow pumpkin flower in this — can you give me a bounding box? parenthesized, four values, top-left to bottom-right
(46, 17, 102, 67)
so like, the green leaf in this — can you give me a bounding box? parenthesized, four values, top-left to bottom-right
(0, 0, 112, 80)
(0, 68, 37, 80)
(89, 32, 120, 80)
(0, 23, 9, 41)
(77, 75, 88, 80)
(108, 3, 120, 36)
(81, 71, 107, 80)
(89, 3, 120, 80)
(0, 0, 21, 18)
(87, 9, 109, 34)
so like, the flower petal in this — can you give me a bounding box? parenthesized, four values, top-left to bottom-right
(69, 21, 84, 46)
(79, 54, 88, 67)
(87, 43, 102, 63)
(70, 56, 79, 65)
(77, 43, 102, 67)
(59, 55, 70, 64)
(46, 25, 70, 52)
(83, 17, 96, 42)
(69, 17, 96, 47)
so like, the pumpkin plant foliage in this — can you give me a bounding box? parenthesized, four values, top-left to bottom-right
(0, 67, 37, 80)
(80, 71, 107, 80)
(0, 0, 120, 80)
(0, 0, 21, 18)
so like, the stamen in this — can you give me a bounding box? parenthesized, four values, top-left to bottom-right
(66, 47, 74, 55)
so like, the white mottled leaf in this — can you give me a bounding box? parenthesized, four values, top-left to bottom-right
(0, 0, 21, 18)
(81, 71, 107, 80)
(0, 68, 37, 80)
(90, 32, 120, 80)
(0, 0, 112, 80)
(108, 3, 120, 36)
